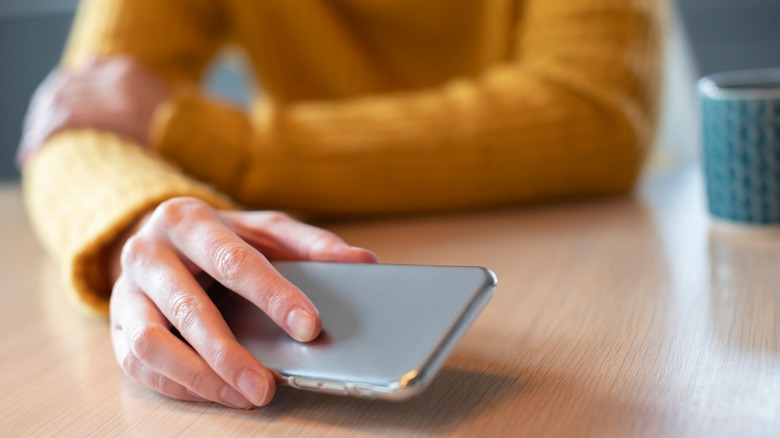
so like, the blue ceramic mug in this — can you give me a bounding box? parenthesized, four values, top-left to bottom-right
(700, 68, 780, 224)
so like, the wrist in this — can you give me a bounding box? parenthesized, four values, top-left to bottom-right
(105, 210, 153, 284)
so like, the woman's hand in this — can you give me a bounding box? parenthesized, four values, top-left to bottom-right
(17, 56, 169, 167)
(109, 197, 377, 408)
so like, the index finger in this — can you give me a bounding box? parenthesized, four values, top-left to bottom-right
(151, 198, 322, 343)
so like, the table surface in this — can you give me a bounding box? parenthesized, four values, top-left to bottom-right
(1, 166, 779, 437)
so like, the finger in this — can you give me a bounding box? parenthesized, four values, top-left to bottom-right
(15, 140, 37, 169)
(26, 104, 78, 149)
(23, 68, 68, 132)
(120, 237, 275, 406)
(23, 65, 118, 141)
(19, 68, 102, 152)
(17, 109, 69, 167)
(110, 280, 211, 403)
(117, 349, 210, 404)
(111, 274, 261, 408)
(17, 69, 69, 166)
(150, 198, 323, 343)
(221, 210, 378, 263)
(111, 278, 254, 408)
(83, 55, 105, 69)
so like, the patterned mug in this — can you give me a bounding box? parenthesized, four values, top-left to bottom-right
(700, 68, 780, 224)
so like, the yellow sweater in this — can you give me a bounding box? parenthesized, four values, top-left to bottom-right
(23, 0, 664, 313)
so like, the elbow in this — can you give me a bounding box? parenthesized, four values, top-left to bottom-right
(586, 102, 657, 197)
(610, 81, 661, 194)
(524, 61, 661, 198)
(604, 109, 657, 196)
(573, 64, 662, 196)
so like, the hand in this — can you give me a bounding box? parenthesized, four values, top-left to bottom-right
(109, 197, 377, 408)
(17, 56, 170, 167)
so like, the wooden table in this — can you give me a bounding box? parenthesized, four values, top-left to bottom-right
(1, 166, 778, 437)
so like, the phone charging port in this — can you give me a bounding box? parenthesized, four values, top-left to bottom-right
(351, 385, 377, 399)
(292, 378, 348, 395)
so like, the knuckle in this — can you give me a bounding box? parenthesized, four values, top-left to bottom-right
(312, 229, 340, 246)
(255, 277, 291, 319)
(120, 352, 142, 379)
(49, 92, 74, 118)
(211, 241, 252, 284)
(49, 88, 66, 106)
(262, 210, 293, 225)
(120, 235, 152, 269)
(111, 56, 136, 75)
(308, 230, 343, 256)
(109, 276, 131, 308)
(209, 341, 234, 374)
(154, 197, 210, 229)
(168, 293, 205, 332)
(127, 323, 165, 362)
(153, 373, 170, 394)
(184, 369, 210, 394)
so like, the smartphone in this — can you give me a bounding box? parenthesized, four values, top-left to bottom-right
(216, 261, 496, 401)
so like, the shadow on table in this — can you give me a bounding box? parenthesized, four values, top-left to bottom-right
(259, 364, 527, 434)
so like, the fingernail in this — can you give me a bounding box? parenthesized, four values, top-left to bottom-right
(287, 308, 317, 342)
(238, 369, 270, 406)
(220, 385, 253, 409)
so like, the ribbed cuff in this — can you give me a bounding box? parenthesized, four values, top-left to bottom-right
(23, 130, 236, 314)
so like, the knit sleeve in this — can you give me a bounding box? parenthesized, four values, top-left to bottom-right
(24, 132, 235, 314)
(22, 0, 234, 314)
(61, 0, 225, 80)
(152, 0, 664, 215)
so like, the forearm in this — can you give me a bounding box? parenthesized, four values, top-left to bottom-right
(245, 70, 654, 214)
(153, 69, 659, 215)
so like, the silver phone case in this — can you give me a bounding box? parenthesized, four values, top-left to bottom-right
(218, 262, 496, 401)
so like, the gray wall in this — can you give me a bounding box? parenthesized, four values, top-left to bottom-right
(0, 8, 74, 181)
(677, 0, 780, 75)
(1, 0, 780, 180)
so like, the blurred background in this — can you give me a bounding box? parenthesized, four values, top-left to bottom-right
(1, 0, 779, 181)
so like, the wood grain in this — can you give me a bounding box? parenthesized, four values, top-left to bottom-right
(1, 167, 778, 437)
